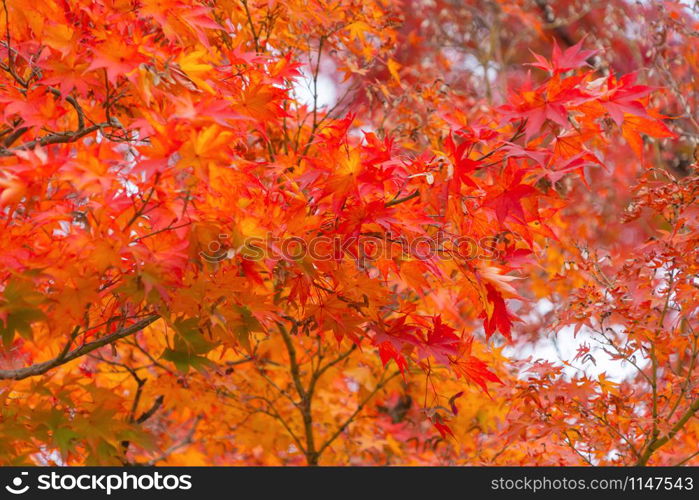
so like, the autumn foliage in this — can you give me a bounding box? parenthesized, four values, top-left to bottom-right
(0, 0, 697, 466)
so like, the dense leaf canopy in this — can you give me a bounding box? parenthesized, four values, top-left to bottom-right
(0, 0, 697, 466)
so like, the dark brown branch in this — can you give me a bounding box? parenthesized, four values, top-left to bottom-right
(136, 394, 165, 424)
(674, 449, 699, 466)
(46, 86, 85, 130)
(316, 370, 400, 457)
(0, 123, 107, 156)
(385, 189, 419, 207)
(145, 415, 202, 466)
(2, 125, 28, 147)
(123, 172, 161, 231)
(637, 396, 699, 465)
(307, 344, 357, 399)
(0, 0, 26, 87)
(259, 404, 306, 453)
(57, 325, 81, 361)
(0, 315, 160, 380)
(277, 321, 318, 463)
(240, 0, 260, 53)
(301, 36, 326, 157)
(534, 0, 577, 48)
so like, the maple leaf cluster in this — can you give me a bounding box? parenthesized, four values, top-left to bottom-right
(0, 0, 696, 466)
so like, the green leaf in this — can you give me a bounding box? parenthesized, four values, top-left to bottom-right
(160, 317, 217, 372)
(0, 277, 47, 345)
(162, 347, 214, 373)
(232, 305, 262, 352)
(53, 427, 79, 457)
(0, 307, 46, 345)
(173, 317, 216, 354)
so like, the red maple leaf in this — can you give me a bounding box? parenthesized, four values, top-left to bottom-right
(481, 284, 516, 340)
(486, 169, 538, 224)
(416, 316, 461, 364)
(451, 336, 503, 394)
(528, 38, 597, 73)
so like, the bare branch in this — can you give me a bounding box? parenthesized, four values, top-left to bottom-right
(0, 315, 160, 380)
(316, 370, 399, 457)
(145, 415, 202, 466)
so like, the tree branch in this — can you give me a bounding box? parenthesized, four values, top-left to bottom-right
(0, 123, 109, 156)
(0, 315, 160, 380)
(145, 415, 202, 466)
(277, 321, 319, 464)
(136, 394, 165, 424)
(385, 189, 419, 207)
(637, 396, 699, 465)
(316, 370, 399, 458)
